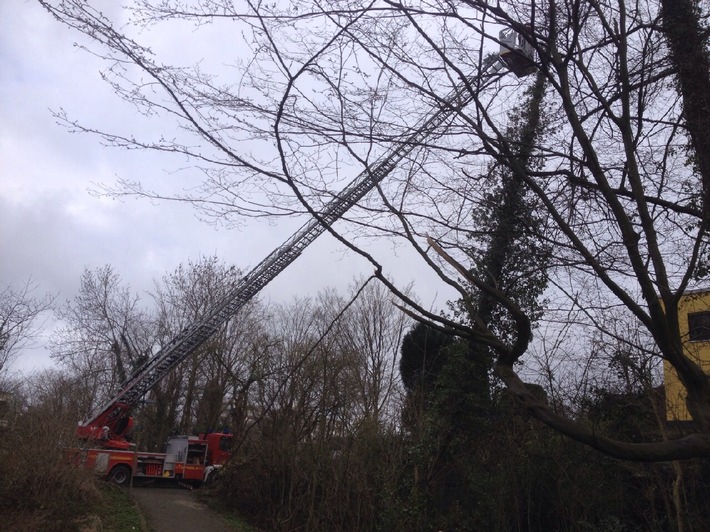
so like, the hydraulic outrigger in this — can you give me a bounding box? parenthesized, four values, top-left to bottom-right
(76, 29, 536, 455)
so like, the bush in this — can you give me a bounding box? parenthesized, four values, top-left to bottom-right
(0, 385, 99, 531)
(217, 421, 402, 531)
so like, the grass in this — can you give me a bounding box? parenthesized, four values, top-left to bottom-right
(0, 480, 147, 532)
(85, 483, 148, 531)
(198, 489, 259, 532)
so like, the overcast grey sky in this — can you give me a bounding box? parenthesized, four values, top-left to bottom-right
(1, 1, 457, 375)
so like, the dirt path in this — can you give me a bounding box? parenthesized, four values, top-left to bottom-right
(131, 486, 237, 532)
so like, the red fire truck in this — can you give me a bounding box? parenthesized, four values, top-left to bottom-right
(71, 431, 231, 486)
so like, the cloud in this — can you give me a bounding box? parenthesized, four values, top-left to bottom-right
(0, 1, 457, 377)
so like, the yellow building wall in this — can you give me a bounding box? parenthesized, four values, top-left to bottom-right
(664, 291, 710, 421)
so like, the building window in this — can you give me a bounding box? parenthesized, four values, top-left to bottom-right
(688, 312, 710, 341)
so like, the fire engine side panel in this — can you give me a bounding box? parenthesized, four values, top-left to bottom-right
(132, 451, 176, 479)
(74, 448, 135, 477)
(181, 464, 206, 481)
(72, 448, 178, 479)
(94, 452, 109, 475)
(103, 450, 135, 476)
(135, 454, 165, 478)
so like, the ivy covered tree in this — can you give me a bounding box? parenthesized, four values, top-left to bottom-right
(400, 322, 452, 394)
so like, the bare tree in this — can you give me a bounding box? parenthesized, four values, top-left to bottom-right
(38, 1, 710, 459)
(0, 280, 54, 378)
(149, 256, 261, 439)
(335, 278, 410, 427)
(224, 281, 408, 529)
(51, 265, 154, 408)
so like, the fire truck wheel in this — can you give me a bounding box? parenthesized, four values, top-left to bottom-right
(108, 465, 132, 487)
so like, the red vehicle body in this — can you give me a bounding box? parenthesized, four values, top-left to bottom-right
(71, 432, 232, 486)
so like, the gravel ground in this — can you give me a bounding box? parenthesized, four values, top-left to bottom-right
(131, 486, 237, 532)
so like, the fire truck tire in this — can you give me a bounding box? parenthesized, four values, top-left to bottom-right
(108, 465, 132, 487)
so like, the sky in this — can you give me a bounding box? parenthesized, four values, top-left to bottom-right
(1, 1, 458, 375)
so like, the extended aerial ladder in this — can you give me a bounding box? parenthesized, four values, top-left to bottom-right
(77, 31, 536, 450)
